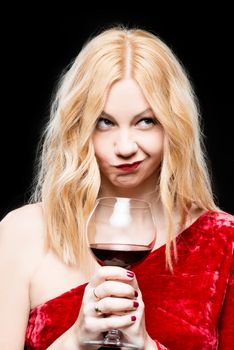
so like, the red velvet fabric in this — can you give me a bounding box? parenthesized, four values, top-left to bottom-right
(25, 211, 234, 349)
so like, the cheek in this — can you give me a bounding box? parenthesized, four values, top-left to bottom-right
(141, 132, 164, 156)
(92, 135, 111, 163)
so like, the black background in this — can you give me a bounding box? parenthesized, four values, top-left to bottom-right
(1, 7, 233, 219)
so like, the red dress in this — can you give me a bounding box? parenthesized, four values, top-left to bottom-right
(25, 211, 234, 349)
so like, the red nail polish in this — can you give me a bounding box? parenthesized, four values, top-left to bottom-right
(131, 315, 137, 321)
(133, 301, 139, 308)
(134, 290, 138, 297)
(127, 271, 134, 278)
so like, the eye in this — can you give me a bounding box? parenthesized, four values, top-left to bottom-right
(137, 118, 156, 128)
(96, 118, 114, 129)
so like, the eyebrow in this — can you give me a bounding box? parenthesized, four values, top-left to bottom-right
(100, 108, 153, 120)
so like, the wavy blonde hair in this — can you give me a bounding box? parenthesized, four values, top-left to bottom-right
(32, 25, 217, 272)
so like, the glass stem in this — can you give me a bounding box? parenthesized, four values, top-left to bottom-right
(103, 329, 122, 346)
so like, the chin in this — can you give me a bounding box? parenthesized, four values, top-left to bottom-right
(113, 180, 142, 189)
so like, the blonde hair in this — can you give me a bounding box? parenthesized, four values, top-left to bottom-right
(32, 25, 217, 272)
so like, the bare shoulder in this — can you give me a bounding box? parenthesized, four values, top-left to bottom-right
(0, 203, 45, 271)
(0, 204, 45, 347)
(1, 202, 43, 227)
(1, 202, 44, 234)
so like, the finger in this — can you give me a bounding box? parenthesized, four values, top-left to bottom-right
(90, 266, 135, 287)
(84, 313, 137, 333)
(95, 297, 139, 315)
(94, 280, 138, 299)
(83, 297, 141, 317)
(99, 313, 137, 331)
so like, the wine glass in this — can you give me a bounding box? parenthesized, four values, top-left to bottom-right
(84, 197, 156, 349)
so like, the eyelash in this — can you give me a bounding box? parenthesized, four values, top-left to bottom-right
(96, 117, 156, 129)
(138, 118, 156, 126)
(97, 118, 113, 127)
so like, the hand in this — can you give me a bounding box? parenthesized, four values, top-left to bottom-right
(74, 266, 154, 349)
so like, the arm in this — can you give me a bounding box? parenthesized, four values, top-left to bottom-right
(218, 251, 234, 349)
(0, 214, 30, 349)
(0, 206, 44, 350)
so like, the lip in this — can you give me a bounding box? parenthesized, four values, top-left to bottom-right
(115, 161, 142, 172)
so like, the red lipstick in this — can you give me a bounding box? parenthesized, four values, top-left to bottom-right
(115, 161, 142, 172)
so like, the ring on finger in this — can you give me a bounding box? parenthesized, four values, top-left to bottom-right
(93, 288, 100, 300)
(94, 304, 102, 315)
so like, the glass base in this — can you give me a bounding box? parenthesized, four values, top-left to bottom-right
(83, 329, 139, 349)
(83, 340, 139, 349)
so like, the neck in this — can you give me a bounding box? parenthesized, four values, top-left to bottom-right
(99, 175, 160, 203)
(99, 187, 158, 202)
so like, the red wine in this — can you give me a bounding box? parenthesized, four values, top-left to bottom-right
(90, 243, 151, 268)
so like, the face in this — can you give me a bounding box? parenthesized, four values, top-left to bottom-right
(92, 79, 164, 196)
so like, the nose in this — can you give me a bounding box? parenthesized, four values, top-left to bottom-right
(114, 130, 138, 158)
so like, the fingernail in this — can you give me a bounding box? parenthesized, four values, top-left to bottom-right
(126, 271, 135, 278)
(134, 290, 138, 297)
(131, 315, 137, 321)
(133, 301, 139, 308)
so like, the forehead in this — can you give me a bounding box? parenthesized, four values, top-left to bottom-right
(103, 79, 151, 118)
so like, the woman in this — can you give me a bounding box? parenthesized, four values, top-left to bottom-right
(0, 26, 233, 349)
